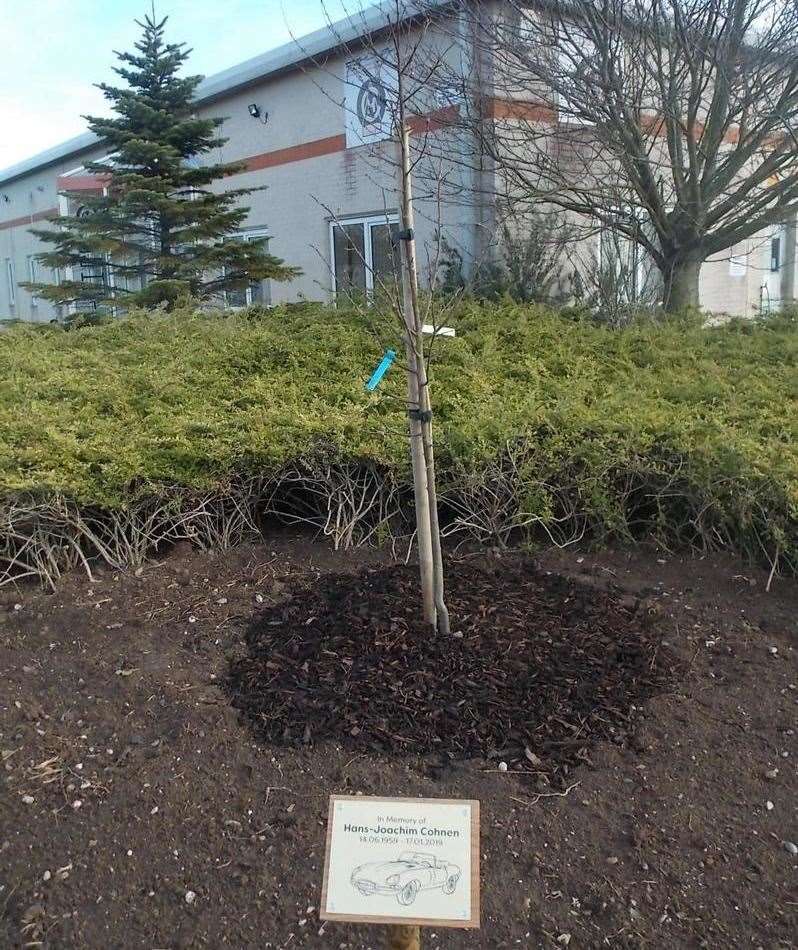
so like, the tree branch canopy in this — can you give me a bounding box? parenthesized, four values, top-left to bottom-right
(431, 0, 798, 310)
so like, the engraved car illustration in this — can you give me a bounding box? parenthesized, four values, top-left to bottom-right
(350, 851, 461, 906)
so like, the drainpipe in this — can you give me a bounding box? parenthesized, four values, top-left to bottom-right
(58, 190, 75, 322)
(783, 211, 797, 305)
(464, 0, 494, 276)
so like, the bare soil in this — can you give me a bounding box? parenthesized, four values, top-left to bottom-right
(1, 536, 796, 949)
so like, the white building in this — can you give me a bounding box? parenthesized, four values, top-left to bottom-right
(1, 2, 795, 321)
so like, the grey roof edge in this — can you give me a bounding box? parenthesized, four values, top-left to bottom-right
(0, 0, 451, 187)
(0, 132, 100, 188)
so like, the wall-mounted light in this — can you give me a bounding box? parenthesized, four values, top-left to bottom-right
(247, 103, 268, 125)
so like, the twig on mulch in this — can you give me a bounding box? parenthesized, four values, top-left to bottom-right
(510, 781, 581, 807)
(766, 547, 780, 592)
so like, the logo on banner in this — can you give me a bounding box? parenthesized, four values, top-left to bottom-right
(357, 77, 388, 128)
(346, 54, 396, 148)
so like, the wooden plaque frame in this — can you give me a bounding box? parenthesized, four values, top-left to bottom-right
(319, 794, 480, 928)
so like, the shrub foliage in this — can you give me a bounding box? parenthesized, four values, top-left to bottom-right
(0, 302, 795, 585)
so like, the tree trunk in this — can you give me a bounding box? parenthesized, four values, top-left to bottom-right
(398, 116, 449, 635)
(399, 269, 437, 629)
(662, 256, 702, 313)
(398, 122, 451, 636)
(418, 382, 451, 636)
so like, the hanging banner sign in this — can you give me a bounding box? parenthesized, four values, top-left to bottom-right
(345, 53, 398, 148)
(320, 795, 480, 928)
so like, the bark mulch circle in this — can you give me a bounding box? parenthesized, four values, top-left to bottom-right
(228, 559, 681, 774)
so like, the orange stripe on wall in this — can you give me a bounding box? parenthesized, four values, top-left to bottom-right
(241, 133, 347, 172)
(485, 98, 555, 122)
(1, 114, 464, 231)
(0, 136, 348, 230)
(1, 136, 348, 229)
(638, 112, 742, 145)
(0, 207, 58, 232)
(1, 98, 762, 235)
(408, 104, 461, 133)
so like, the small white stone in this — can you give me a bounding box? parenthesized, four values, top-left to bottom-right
(151, 806, 159, 815)
(21, 794, 34, 805)
(43, 870, 51, 881)
(782, 840, 798, 856)
(769, 647, 778, 655)
(184, 890, 196, 904)
(498, 761, 508, 772)
(766, 800, 774, 811)
(72, 799, 83, 809)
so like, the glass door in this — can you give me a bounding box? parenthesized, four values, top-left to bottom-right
(331, 214, 401, 301)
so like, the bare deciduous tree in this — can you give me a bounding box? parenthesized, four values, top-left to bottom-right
(295, 0, 463, 639)
(443, 0, 798, 311)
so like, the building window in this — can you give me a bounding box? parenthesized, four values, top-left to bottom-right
(729, 249, 747, 277)
(52, 267, 63, 319)
(555, 28, 597, 127)
(771, 236, 781, 272)
(113, 252, 145, 294)
(598, 228, 642, 300)
(330, 213, 401, 298)
(224, 229, 272, 308)
(595, 209, 661, 303)
(74, 256, 108, 312)
(27, 256, 38, 308)
(5, 258, 15, 308)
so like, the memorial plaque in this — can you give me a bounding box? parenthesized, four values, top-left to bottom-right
(320, 795, 480, 928)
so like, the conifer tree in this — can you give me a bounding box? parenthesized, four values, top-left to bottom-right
(25, 13, 297, 311)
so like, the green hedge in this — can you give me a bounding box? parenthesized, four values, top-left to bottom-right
(0, 302, 795, 567)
